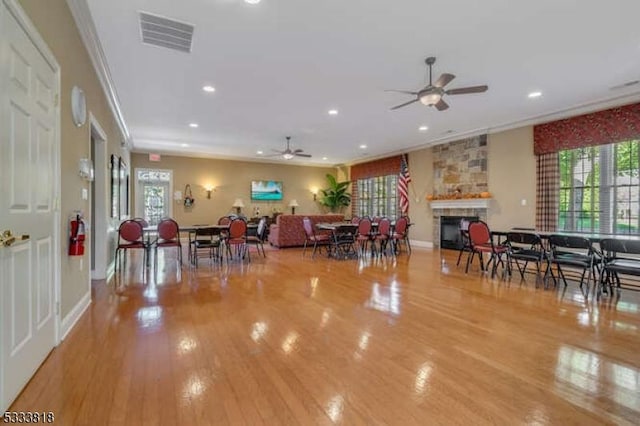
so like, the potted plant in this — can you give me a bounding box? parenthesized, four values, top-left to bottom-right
(318, 174, 351, 212)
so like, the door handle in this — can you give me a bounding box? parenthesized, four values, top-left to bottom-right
(0, 230, 29, 247)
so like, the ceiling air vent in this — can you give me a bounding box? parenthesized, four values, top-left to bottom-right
(139, 12, 194, 53)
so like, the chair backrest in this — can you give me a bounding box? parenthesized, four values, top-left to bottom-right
(218, 216, 232, 225)
(228, 218, 247, 239)
(600, 238, 640, 256)
(133, 217, 149, 228)
(119, 220, 143, 243)
(377, 217, 391, 236)
(256, 217, 267, 239)
(157, 218, 179, 240)
(302, 217, 314, 237)
(507, 231, 541, 247)
(358, 217, 372, 236)
(394, 216, 408, 234)
(467, 221, 491, 246)
(351, 216, 361, 224)
(549, 234, 592, 250)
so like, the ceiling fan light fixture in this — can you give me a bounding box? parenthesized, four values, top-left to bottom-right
(283, 152, 294, 160)
(420, 92, 441, 106)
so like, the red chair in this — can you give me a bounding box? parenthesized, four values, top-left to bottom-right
(115, 220, 148, 274)
(226, 218, 247, 261)
(302, 217, 331, 258)
(154, 218, 182, 269)
(391, 216, 411, 254)
(373, 217, 391, 256)
(356, 216, 373, 256)
(466, 221, 509, 278)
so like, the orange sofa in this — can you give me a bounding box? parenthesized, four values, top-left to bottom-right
(268, 214, 344, 248)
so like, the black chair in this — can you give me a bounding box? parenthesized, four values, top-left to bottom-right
(599, 238, 640, 295)
(246, 217, 267, 258)
(547, 235, 601, 292)
(190, 227, 222, 267)
(505, 232, 546, 282)
(456, 218, 473, 267)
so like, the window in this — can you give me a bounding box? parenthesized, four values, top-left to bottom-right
(559, 140, 639, 234)
(356, 175, 398, 218)
(135, 168, 173, 225)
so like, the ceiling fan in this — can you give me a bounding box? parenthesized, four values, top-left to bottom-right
(269, 136, 311, 159)
(388, 56, 488, 111)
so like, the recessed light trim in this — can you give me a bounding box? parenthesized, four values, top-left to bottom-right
(359, 144, 367, 149)
(322, 157, 328, 160)
(189, 123, 199, 128)
(257, 150, 263, 155)
(202, 85, 215, 93)
(528, 91, 542, 98)
(419, 125, 428, 131)
(328, 109, 339, 115)
(244, 0, 261, 4)
(181, 143, 189, 147)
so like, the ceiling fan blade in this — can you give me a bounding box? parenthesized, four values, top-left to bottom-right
(446, 85, 488, 95)
(434, 99, 449, 111)
(434, 73, 455, 88)
(271, 148, 285, 153)
(294, 153, 312, 158)
(390, 98, 419, 110)
(385, 89, 419, 95)
(293, 149, 304, 153)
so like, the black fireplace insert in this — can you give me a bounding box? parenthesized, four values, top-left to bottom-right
(440, 216, 479, 250)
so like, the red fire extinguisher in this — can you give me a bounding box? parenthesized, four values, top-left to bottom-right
(69, 214, 86, 256)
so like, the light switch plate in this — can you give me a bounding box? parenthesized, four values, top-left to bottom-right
(82, 188, 88, 200)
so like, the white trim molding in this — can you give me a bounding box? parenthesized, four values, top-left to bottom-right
(60, 291, 91, 341)
(429, 198, 492, 210)
(65, 0, 131, 148)
(410, 240, 434, 249)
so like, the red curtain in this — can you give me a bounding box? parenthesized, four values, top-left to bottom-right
(533, 102, 640, 155)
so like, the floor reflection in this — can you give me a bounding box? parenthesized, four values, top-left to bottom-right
(364, 281, 401, 315)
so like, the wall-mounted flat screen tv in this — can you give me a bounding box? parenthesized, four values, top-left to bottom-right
(251, 180, 283, 201)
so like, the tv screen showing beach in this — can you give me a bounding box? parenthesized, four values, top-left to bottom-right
(251, 180, 283, 201)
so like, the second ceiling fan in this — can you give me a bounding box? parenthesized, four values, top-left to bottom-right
(388, 56, 488, 111)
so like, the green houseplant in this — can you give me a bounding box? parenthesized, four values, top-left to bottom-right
(319, 174, 351, 212)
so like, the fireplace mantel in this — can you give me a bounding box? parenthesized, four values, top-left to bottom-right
(429, 198, 492, 210)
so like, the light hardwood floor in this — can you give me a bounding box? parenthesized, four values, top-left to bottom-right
(9, 246, 640, 425)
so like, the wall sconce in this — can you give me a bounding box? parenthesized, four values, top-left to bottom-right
(204, 185, 215, 199)
(78, 158, 94, 181)
(311, 188, 318, 201)
(232, 198, 245, 215)
(288, 199, 299, 215)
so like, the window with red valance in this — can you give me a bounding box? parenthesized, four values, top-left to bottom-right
(533, 102, 640, 155)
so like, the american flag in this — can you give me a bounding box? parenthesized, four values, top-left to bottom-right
(398, 154, 411, 215)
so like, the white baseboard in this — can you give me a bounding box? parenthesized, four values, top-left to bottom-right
(410, 239, 434, 249)
(60, 291, 91, 341)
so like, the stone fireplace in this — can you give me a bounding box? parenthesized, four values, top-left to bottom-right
(429, 134, 490, 248)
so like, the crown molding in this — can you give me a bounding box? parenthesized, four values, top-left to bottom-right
(66, 0, 131, 149)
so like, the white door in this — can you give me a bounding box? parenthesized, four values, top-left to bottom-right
(0, 0, 59, 411)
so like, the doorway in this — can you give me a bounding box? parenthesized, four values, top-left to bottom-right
(90, 114, 108, 279)
(135, 168, 173, 225)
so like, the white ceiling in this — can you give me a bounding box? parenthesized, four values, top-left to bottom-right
(86, 0, 640, 165)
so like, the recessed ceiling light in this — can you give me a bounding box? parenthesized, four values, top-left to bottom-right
(257, 150, 263, 155)
(359, 144, 367, 149)
(181, 143, 189, 147)
(419, 125, 428, 131)
(328, 109, 339, 115)
(322, 157, 328, 160)
(528, 91, 542, 98)
(189, 123, 199, 128)
(244, 0, 261, 4)
(202, 85, 215, 93)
